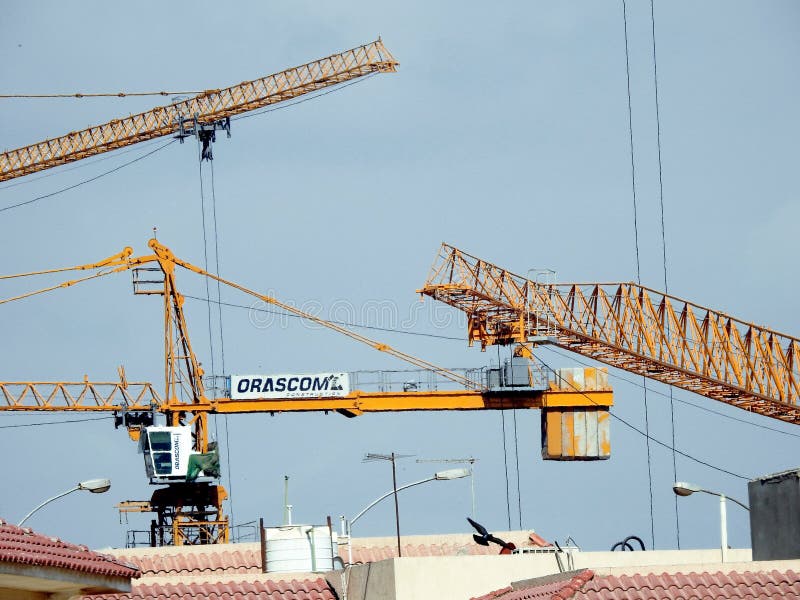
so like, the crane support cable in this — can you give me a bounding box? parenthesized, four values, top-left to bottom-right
(0, 39, 398, 182)
(147, 240, 481, 391)
(0, 247, 133, 280)
(0, 91, 203, 99)
(0, 263, 134, 306)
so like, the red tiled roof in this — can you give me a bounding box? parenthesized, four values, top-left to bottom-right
(113, 532, 554, 575)
(347, 532, 554, 564)
(527, 532, 553, 548)
(474, 568, 800, 600)
(88, 577, 337, 600)
(115, 548, 261, 576)
(0, 518, 140, 580)
(581, 569, 800, 599)
(471, 570, 593, 600)
(348, 541, 498, 563)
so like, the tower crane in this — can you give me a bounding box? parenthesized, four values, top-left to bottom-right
(0, 39, 398, 181)
(419, 243, 800, 426)
(0, 239, 612, 546)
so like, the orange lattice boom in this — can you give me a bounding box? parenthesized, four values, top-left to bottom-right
(0, 39, 398, 182)
(0, 381, 160, 411)
(420, 243, 800, 424)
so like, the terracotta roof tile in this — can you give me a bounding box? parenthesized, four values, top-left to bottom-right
(477, 568, 800, 600)
(115, 548, 261, 576)
(346, 540, 534, 563)
(472, 570, 594, 600)
(528, 533, 553, 548)
(87, 577, 337, 599)
(112, 531, 553, 578)
(0, 518, 139, 580)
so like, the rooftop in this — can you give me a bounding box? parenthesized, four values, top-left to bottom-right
(0, 517, 139, 597)
(472, 567, 800, 600)
(77, 531, 800, 600)
(0, 518, 139, 580)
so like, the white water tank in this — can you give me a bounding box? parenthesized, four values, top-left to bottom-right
(265, 525, 339, 573)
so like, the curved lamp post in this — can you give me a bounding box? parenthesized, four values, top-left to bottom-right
(673, 481, 749, 563)
(347, 468, 469, 564)
(19, 478, 111, 527)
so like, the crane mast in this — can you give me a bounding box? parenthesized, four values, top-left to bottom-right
(0, 240, 612, 546)
(0, 39, 398, 181)
(419, 243, 800, 424)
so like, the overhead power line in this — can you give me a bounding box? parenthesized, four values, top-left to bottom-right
(542, 345, 800, 439)
(0, 415, 112, 428)
(183, 294, 466, 341)
(0, 138, 166, 191)
(534, 353, 751, 481)
(621, 0, 656, 549)
(0, 139, 177, 213)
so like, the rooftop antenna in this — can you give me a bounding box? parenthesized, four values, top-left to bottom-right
(417, 457, 478, 519)
(364, 452, 413, 556)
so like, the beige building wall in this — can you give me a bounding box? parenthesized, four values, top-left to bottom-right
(345, 548, 759, 600)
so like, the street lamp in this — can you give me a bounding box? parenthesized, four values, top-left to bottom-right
(19, 478, 112, 527)
(346, 468, 469, 564)
(672, 481, 749, 562)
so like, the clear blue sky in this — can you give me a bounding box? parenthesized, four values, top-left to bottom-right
(1, 1, 798, 552)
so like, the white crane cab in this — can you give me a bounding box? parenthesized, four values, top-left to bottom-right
(139, 426, 217, 484)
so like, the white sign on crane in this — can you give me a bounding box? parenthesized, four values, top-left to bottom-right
(230, 373, 350, 400)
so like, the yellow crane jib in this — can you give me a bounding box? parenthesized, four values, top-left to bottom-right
(419, 242, 800, 425)
(0, 39, 398, 180)
(0, 237, 613, 546)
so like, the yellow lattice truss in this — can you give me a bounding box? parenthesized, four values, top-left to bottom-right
(0, 39, 398, 181)
(419, 243, 800, 423)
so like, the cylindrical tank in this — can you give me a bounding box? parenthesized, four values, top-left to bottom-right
(265, 525, 339, 573)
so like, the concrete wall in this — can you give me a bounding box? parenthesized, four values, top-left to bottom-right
(345, 559, 395, 600)
(345, 548, 756, 600)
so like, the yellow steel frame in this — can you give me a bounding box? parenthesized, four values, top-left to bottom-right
(0, 40, 398, 182)
(0, 380, 159, 411)
(0, 239, 611, 546)
(420, 243, 800, 424)
(0, 239, 611, 425)
(167, 388, 612, 417)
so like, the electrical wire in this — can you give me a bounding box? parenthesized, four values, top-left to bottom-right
(0, 415, 111, 428)
(649, 0, 679, 549)
(208, 158, 234, 528)
(500, 406, 512, 529)
(0, 138, 167, 191)
(512, 408, 522, 530)
(182, 294, 466, 341)
(496, 346, 513, 530)
(622, 0, 656, 549)
(197, 153, 217, 391)
(231, 73, 377, 123)
(0, 139, 177, 213)
(534, 353, 751, 480)
(542, 345, 800, 439)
